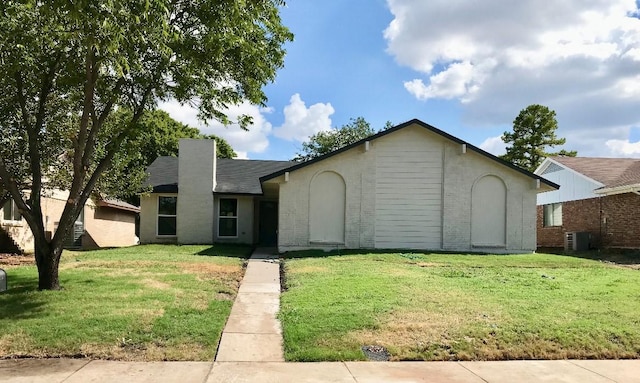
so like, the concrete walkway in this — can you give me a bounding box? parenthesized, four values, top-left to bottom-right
(215, 247, 284, 362)
(2, 358, 640, 382)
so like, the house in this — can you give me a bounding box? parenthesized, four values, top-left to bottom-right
(535, 156, 640, 250)
(140, 119, 558, 253)
(0, 190, 139, 254)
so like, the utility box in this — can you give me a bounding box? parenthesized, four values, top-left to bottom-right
(0, 268, 6, 292)
(565, 232, 590, 252)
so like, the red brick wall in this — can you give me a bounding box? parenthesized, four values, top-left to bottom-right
(601, 193, 640, 248)
(537, 194, 640, 249)
(537, 198, 601, 249)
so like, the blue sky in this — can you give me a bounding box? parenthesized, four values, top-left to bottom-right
(161, 0, 640, 160)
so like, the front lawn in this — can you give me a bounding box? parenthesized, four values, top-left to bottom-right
(0, 244, 252, 361)
(279, 251, 640, 361)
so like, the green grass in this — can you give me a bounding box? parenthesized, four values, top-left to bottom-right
(0, 244, 252, 361)
(279, 251, 640, 361)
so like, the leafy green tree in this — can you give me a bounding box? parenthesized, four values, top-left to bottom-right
(0, 0, 292, 290)
(294, 117, 391, 161)
(96, 109, 237, 205)
(501, 104, 577, 172)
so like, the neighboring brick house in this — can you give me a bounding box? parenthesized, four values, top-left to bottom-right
(141, 119, 558, 253)
(534, 156, 640, 250)
(0, 191, 139, 254)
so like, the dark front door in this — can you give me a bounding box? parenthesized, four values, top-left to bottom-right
(259, 201, 278, 246)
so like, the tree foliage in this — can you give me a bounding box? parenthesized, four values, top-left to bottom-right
(500, 104, 577, 172)
(98, 109, 237, 204)
(294, 117, 390, 161)
(0, 0, 292, 290)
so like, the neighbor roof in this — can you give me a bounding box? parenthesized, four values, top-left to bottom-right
(550, 156, 640, 190)
(260, 118, 559, 189)
(144, 157, 294, 195)
(97, 198, 140, 213)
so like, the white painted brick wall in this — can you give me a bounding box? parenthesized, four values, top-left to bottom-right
(275, 123, 539, 253)
(177, 139, 215, 244)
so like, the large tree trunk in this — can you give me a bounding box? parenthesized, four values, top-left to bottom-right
(34, 237, 63, 291)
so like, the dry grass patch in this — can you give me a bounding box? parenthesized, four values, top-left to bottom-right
(280, 251, 640, 361)
(0, 244, 250, 361)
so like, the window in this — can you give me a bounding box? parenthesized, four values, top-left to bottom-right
(218, 198, 237, 237)
(2, 199, 22, 222)
(157, 196, 177, 236)
(543, 203, 562, 227)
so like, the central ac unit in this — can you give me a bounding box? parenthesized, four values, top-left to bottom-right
(564, 232, 590, 252)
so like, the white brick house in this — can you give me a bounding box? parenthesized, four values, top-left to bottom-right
(140, 119, 558, 253)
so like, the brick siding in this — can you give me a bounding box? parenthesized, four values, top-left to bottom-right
(537, 193, 640, 249)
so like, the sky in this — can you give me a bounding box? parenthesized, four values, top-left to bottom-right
(160, 0, 640, 160)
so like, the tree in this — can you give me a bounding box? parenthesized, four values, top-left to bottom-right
(0, 1, 292, 290)
(99, 109, 237, 204)
(501, 104, 577, 172)
(294, 117, 391, 161)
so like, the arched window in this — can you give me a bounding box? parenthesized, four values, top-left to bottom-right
(471, 175, 506, 247)
(309, 171, 345, 243)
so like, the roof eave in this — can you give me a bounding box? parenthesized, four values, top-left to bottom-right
(97, 200, 140, 213)
(595, 184, 640, 196)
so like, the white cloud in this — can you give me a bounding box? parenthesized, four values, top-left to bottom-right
(385, 0, 640, 156)
(605, 139, 640, 156)
(272, 94, 335, 142)
(159, 100, 272, 159)
(479, 135, 506, 156)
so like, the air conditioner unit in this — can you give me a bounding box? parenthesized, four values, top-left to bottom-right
(564, 232, 590, 252)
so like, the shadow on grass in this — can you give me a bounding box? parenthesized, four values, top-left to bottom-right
(196, 244, 254, 259)
(538, 246, 640, 265)
(282, 248, 490, 259)
(0, 272, 47, 320)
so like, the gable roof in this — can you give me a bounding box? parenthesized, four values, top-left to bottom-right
(550, 156, 640, 187)
(260, 118, 559, 189)
(144, 156, 294, 195)
(546, 156, 640, 193)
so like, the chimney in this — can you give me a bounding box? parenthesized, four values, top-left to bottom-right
(177, 139, 216, 243)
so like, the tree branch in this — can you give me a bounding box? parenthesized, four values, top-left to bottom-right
(82, 77, 126, 168)
(29, 52, 63, 201)
(74, 47, 98, 183)
(14, 71, 32, 133)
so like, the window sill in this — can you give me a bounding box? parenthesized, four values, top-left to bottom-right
(1, 221, 24, 227)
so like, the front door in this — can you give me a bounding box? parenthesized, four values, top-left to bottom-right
(259, 201, 278, 246)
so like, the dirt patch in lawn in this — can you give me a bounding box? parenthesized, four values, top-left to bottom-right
(0, 254, 34, 268)
(140, 278, 172, 290)
(178, 262, 242, 284)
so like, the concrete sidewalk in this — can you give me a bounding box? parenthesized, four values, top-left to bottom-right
(215, 247, 283, 362)
(2, 358, 640, 382)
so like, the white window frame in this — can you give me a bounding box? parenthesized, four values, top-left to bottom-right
(218, 198, 238, 238)
(1, 199, 22, 224)
(543, 203, 562, 227)
(157, 195, 177, 237)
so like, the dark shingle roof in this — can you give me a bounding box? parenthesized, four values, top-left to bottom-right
(144, 156, 294, 195)
(145, 156, 179, 193)
(215, 159, 294, 194)
(551, 156, 640, 188)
